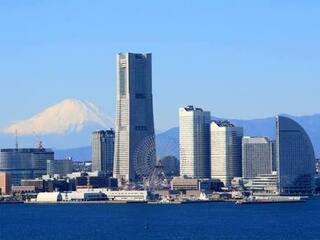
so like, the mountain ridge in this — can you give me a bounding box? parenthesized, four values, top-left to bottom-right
(0, 98, 319, 158)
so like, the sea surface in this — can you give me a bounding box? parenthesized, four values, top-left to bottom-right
(1, 199, 320, 240)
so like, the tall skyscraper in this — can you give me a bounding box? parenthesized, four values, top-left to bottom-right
(113, 53, 156, 182)
(210, 121, 243, 186)
(179, 106, 211, 178)
(92, 130, 115, 176)
(276, 115, 315, 195)
(242, 136, 273, 179)
(271, 140, 277, 171)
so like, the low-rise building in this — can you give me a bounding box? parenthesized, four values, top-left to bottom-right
(0, 172, 11, 195)
(61, 189, 146, 202)
(103, 190, 148, 202)
(11, 185, 36, 193)
(244, 172, 278, 195)
(171, 177, 223, 192)
(21, 179, 44, 192)
(62, 190, 107, 201)
(37, 192, 62, 203)
(171, 177, 198, 191)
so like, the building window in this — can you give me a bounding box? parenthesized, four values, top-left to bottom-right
(135, 126, 147, 131)
(135, 93, 146, 99)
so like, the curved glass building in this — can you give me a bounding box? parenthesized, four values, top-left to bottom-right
(276, 116, 315, 195)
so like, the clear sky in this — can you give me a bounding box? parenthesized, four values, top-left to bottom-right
(0, 1, 319, 130)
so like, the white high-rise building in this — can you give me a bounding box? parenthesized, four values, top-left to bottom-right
(179, 106, 211, 178)
(242, 136, 273, 179)
(210, 121, 243, 186)
(113, 53, 156, 182)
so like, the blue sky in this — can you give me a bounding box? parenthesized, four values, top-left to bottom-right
(0, 1, 319, 130)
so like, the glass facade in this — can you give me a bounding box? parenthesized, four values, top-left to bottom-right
(242, 136, 273, 179)
(91, 130, 115, 176)
(276, 116, 315, 195)
(0, 148, 54, 186)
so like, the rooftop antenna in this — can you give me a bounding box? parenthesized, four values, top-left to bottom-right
(15, 129, 18, 149)
(32, 131, 44, 150)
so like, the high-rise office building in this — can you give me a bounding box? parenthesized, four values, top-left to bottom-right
(113, 53, 156, 182)
(276, 115, 315, 195)
(210, 121, 243, 186)
(242, 136, 273, 179)
(271, 140, 277, 171)
(179, 106, 211, 178)
(92, 130, 115, 176)
(0, 148, 54, 185)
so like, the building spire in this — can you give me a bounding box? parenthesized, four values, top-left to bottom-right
(15, 129, 18, 149)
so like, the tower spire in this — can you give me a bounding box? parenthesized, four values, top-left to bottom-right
(15, 129, 18, 149)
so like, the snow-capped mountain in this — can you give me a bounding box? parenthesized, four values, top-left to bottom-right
(0, 99, 114, 149)
(3, 99, 113, 135)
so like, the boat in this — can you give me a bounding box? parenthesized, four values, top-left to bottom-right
(198, 192, 209, 201)
(236, 196, 305, 204)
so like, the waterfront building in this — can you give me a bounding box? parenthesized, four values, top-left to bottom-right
(210, 121, 243, 186)
(66, 171, 118, 189)
(243, 172, 278, 195)
(171, 177, 199, 191)
(171, 177, 199, 190)
(242, 136, 273, 179)
(113, 53, 156, 182)
(276, 115, 316, 195)
(36, 192, 63, 203)
(19, 177, 72, 193)
(20, 179, 44, 192)
(0, 172, 11, 195)
(61, 189, 147, 202)
(0, 148, 54, 185)
(61, 191, 107, 202)
(92, 130, 115, 176)
(47, 159, 73, 177)
(103, 190, 148, 202)
(170, 176, 222, 191)
(11, 185, 37, 194)
(179, 106, 211, 178)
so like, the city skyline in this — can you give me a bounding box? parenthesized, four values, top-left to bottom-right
(1, 2, 320, 239)
(1, 1, 320, 131)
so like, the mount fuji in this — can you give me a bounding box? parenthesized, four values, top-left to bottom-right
(0, 99, 113, 150)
